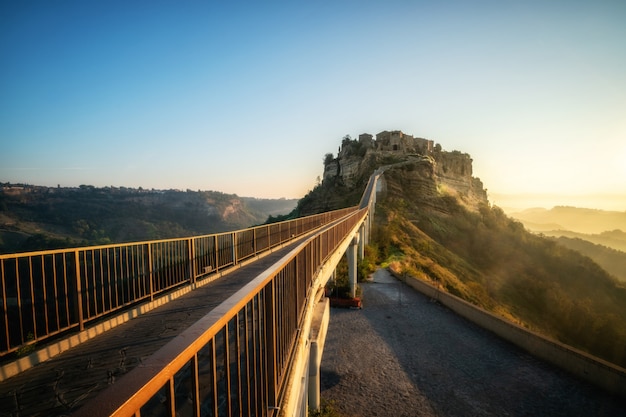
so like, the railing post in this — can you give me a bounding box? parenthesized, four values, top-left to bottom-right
(253, 227, 257, 256)
(0, 259, 9, 349)
(264, 281, 278, 411)
(358, 224, 365, 261)
(347, 236, 358, 299)
(147, 243, 154, 301)
(318, 234, 322, 266)
(189, 238, 196, 285)
(214, 234, 219, 271)
(74, 249, 85, 331)
(232, 232, 237, 265)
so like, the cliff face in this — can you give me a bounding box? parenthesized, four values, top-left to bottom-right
(322, 138, 488, 212)
(432, 150, 488, 210)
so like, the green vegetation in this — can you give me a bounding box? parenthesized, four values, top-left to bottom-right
(282, 177, 366, 219)
(373, 180, 626, 368)
(305, 144, 626, 368)
(309, 400, 346, 417)
(0, 184, 296, 254)
(549, 236, 626, 282)
(340, 135, 368, 158)
(326, 245, 377, 299)
(292, 142, 626, 369)
(15, 332, 35, 357)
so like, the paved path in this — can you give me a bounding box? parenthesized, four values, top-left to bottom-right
(0, 240, 303, 417)
(320, 269, 626, 417)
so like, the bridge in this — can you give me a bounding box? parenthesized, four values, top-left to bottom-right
(0, 170, 625, 416)
(0, 171, 379, 416)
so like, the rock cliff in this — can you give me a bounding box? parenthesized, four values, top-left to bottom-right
(321, 133, 488, 212)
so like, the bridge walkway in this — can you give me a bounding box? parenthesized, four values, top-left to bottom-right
(0, 234, 311, 417)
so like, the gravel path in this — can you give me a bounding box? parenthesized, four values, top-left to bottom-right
(319, 269, 626, 417)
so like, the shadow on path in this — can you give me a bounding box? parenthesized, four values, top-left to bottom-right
(320, 269, 625, 417)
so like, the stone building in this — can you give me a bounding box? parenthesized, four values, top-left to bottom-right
(374, 130, 434, 154)
(358, 133, 374, 148)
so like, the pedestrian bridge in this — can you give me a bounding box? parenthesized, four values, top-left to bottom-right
(0, 173, 381, 416)
(2, 169, 625, 416)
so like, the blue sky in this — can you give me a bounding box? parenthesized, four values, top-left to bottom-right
(1, 1, 625, 210)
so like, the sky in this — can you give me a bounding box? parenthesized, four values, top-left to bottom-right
(1, 1, 625, 210)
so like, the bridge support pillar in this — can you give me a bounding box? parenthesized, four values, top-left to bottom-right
(358, 224, 365, 261)
(347, 235, 359, 299)
(308, 298, 329, 411)
(362, 215, 369, 247)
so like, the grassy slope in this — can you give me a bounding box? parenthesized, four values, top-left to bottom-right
(549, 236, 626, 282)
(371, 169, 626, 368)
(292, 149, 626, 368)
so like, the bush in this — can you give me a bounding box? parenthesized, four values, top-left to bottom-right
(309, 400, 343, 417)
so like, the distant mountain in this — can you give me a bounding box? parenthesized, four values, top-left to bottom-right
(540, 229, 626, 253)
(508, 206, 626, 235)
(548, 236, 626, 282)
(0, 183, 297, 254)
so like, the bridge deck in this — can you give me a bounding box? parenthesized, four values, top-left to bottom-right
(0, 238, 305, 416)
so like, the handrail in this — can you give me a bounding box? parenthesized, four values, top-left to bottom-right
(75, 172, 381, 417)
(75, 207, 369, 417)
(0, 207, 357, 357)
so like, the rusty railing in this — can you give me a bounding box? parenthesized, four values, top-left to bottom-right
(0, 207, 356, 357)
(75, 206, 368, 417)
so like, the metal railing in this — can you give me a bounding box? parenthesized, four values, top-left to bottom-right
(75, 206, 369, 417)
(0, 207, 356, 357)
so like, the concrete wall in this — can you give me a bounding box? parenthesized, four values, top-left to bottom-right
(397, 272, 626, 398)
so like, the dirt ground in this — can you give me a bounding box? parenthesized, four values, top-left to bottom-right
(319, 269, 625, 417)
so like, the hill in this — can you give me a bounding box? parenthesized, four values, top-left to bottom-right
(0, 183, 297, 254)
(506, 207, 626, 277)
(547, 236, 626, 282)
(298, 131, 626, 369)
(537, 229, 626, 252)
(509, 206, 626, 235)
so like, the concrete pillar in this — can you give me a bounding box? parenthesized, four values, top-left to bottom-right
(347, 235, 358, 298)
(308, 341, 321, 411)
(309, 299, 330, 411)
(358, 225, 365, 261)
(363, 216, 370, 246)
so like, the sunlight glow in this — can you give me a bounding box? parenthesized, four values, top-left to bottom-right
(1, 1, 625, 208)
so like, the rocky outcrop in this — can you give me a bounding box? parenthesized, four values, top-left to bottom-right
(322, 136, 488, 211)
(432, 150, 488, 209)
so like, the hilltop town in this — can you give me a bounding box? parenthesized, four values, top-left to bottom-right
(322, 130, 488, 209)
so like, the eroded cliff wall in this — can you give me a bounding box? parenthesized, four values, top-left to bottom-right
(323, 141, 488, 211)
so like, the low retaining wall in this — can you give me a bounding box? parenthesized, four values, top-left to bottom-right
(394, 272, 626, 398)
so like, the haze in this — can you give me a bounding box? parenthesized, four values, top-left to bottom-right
(1, 1, 625, 211)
